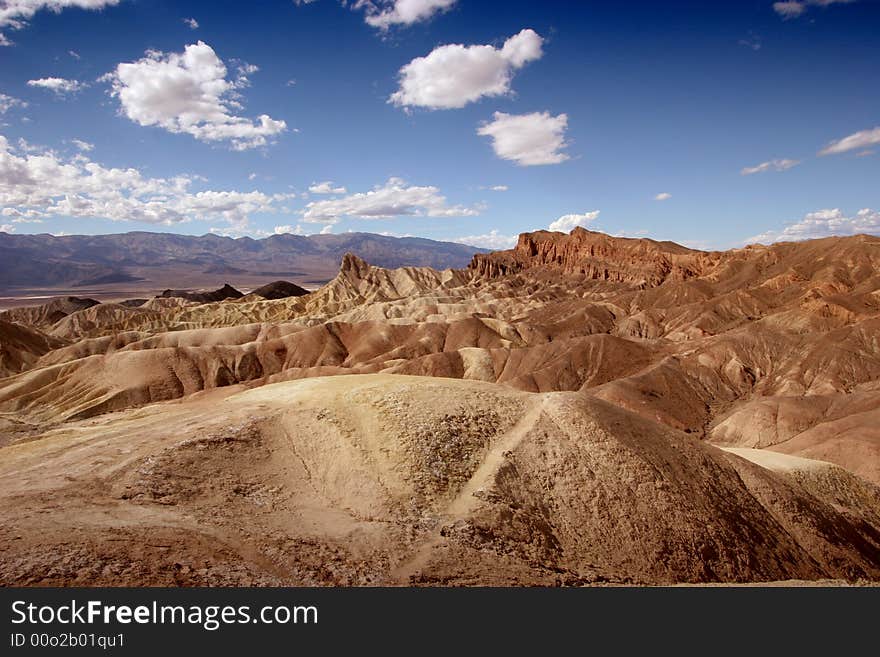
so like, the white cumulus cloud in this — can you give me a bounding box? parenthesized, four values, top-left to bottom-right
(0, 0, 120, 46)
(27, 77, 87, 95)
(69, 138, 94, 151)
(477, 110, 570, 166)
(548, 210, 600, 233)
(274, 224, 305, 235)
(105, 41, 287, 150)
(183, 17, 198, 29)
(773, 0, 855, 20)
(354, 0, 456, 30)
(389, 28, 543, 110)
(746, 207, 880, 243)
(773, 1, 807, 18)
(0, 92, 27, 114)
(0, 134, 287, 230)
(654, 192, 672, 201)
(819, 126, 880, 156)
(740, 158, 800, 175)
(308, 181, 346, 194)
(301, 177, 480, 224)
(454, 229, 517, 250)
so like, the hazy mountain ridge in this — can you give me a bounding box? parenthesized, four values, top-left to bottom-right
(0, 231, 488, 290)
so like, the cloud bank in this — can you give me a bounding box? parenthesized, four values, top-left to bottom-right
(747, 207, 880, 243)
(301, 177, 479, 225)
(0, 0, 120, 46)
(0, 134, 284, 229)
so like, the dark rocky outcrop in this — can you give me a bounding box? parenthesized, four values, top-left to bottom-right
(158, 284, 243, 304)
(249, 281, 310, 300)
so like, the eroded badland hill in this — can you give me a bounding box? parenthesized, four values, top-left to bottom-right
(1, 228, 879, 585)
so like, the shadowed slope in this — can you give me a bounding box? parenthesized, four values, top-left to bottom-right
(0, 320, 68, 378)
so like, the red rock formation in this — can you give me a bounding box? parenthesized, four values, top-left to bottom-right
(471, 227, 720, 286)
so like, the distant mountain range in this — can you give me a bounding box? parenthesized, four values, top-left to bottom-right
(0, 231, 487, 292)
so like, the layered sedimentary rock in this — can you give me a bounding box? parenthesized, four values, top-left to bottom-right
(469, 228, 719, 285)
(2, 230, 879, 586)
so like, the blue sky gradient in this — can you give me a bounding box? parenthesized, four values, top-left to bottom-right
(0, 0, 878, 249)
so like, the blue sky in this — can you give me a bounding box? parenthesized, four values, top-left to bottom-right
(0, 0, 878, 249)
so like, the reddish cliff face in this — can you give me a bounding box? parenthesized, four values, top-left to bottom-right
(470, 228, 720, 286)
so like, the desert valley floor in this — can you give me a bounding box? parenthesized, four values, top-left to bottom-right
(1, 228, 879, 586)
